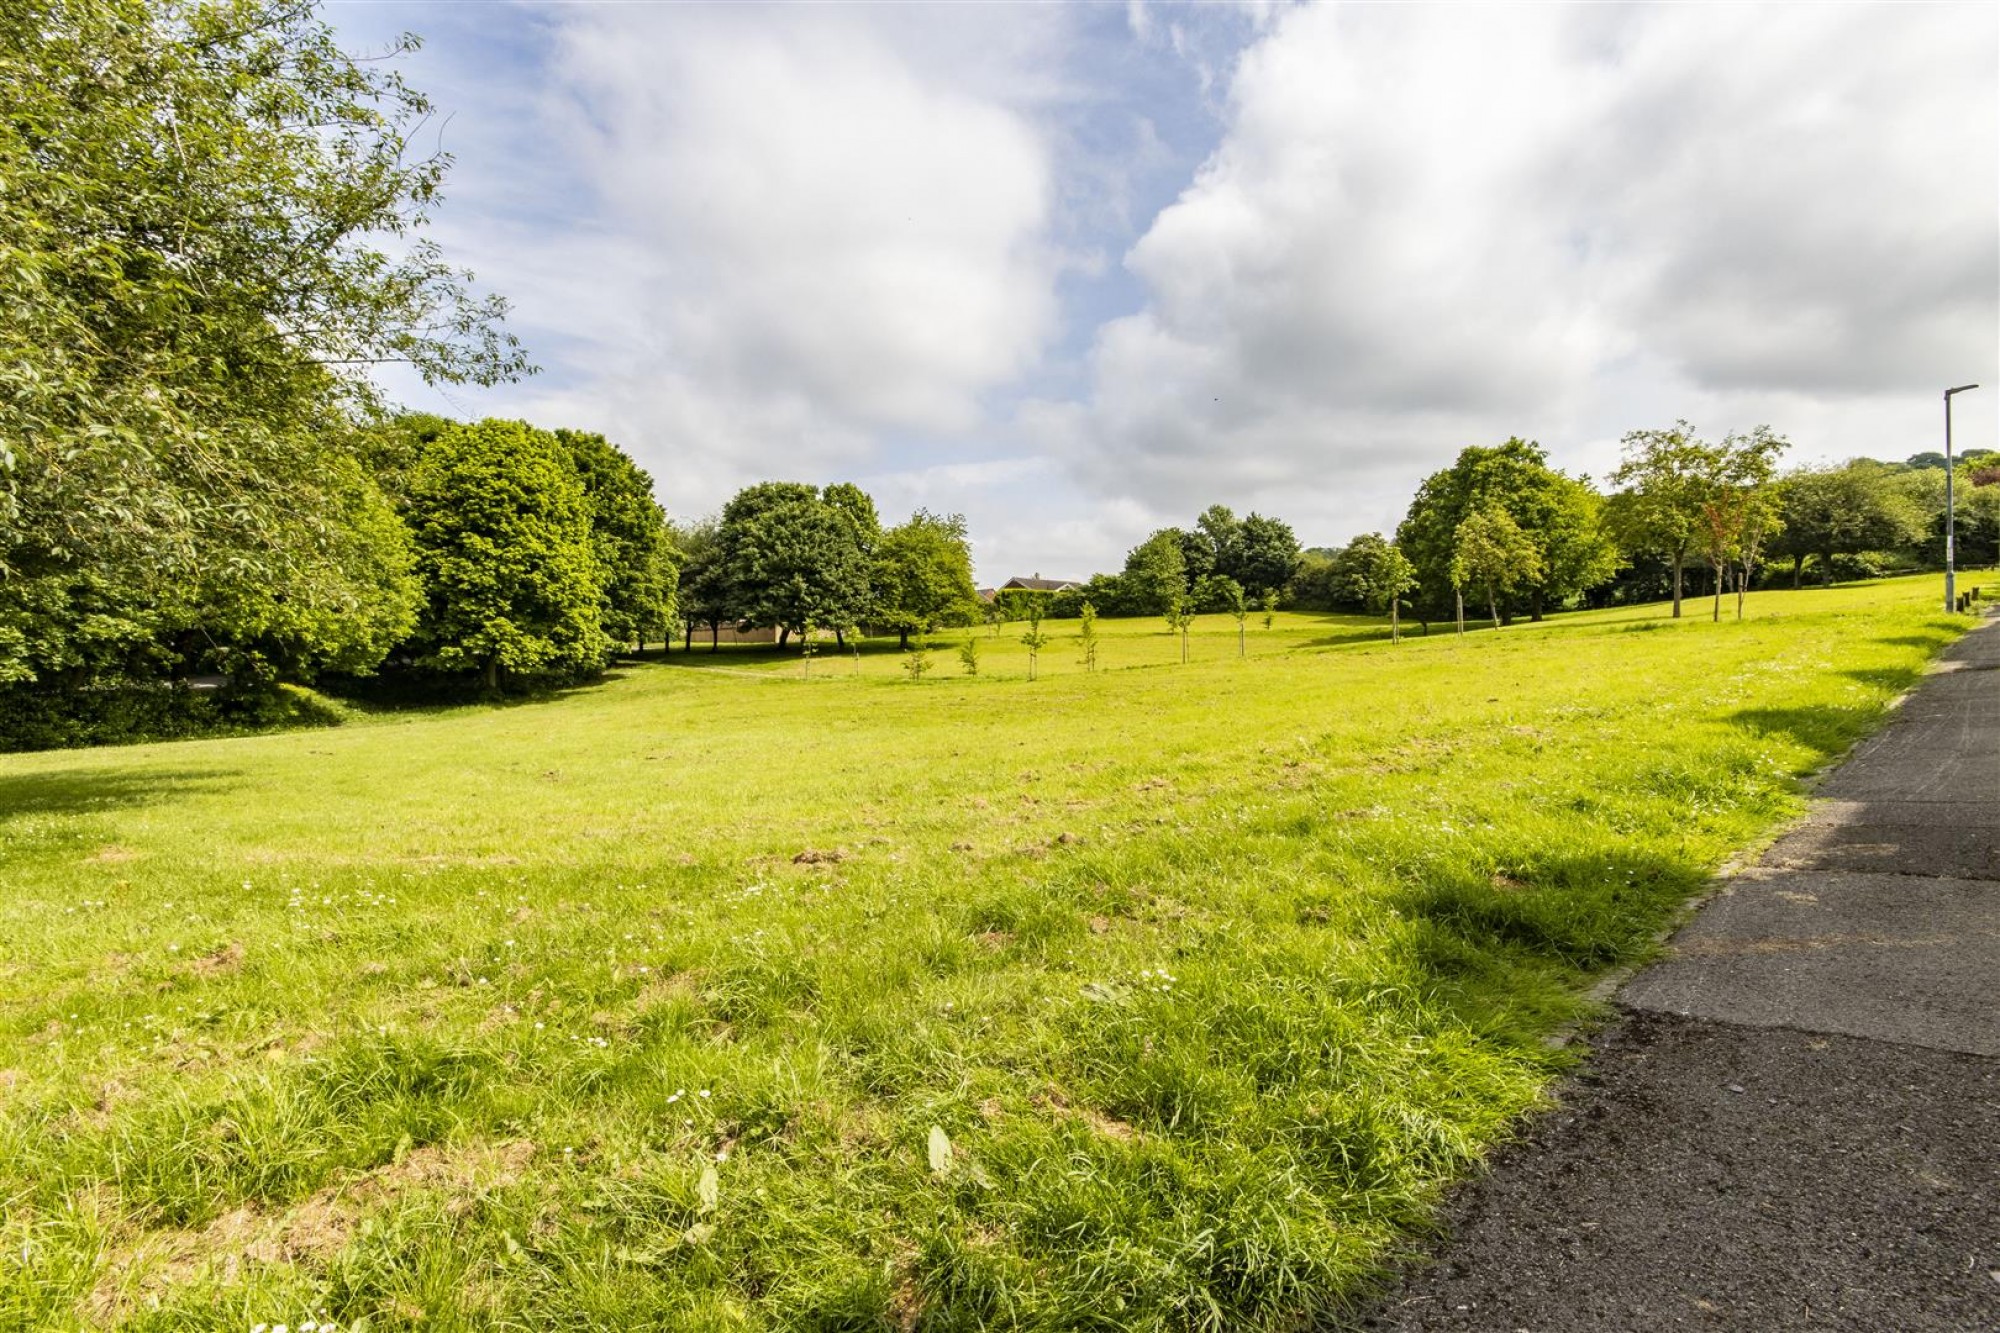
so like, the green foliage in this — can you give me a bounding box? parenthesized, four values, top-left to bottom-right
(1164, 595, 1196, 663)
(1019, 600, 1050, 681)
(557, 431, 677, 649)
(0, 0, 523, 692)
(1607, 423, 1719, 616)
(718, 483, 873, 643)
(404, 420, 607, 688)
(1771, 460, 1930, 584)
(957, 636, 980, 676)
(1122, 530, 1187, 615)
(1229, 513, 1304, 596)
(872, 510, 980, 649)
(1398, 439, 1615, 622)
(1261, 589, 1281, 629)
(1077, 600, 1100, 671)
(1451, 507, 1543, 629)
(1332, 534, 1419, 641)
(901, 648, 932, 682)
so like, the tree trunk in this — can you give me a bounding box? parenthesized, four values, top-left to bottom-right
(835, 628, 846, 649)
(1530, 588, 1544, 622)
(779, 626, 791, 649)
(1455, 588, 1465, 635)
(1239, 623, 1246, 657)
(1389, 599, 1400, 644)
(1487, 587, 1501, 629)
(898, 628, 909, 651)
(1792, 554, 1804, 588)
(1671, 554, 1685, 618)
(1713, 562, 1723, 622)
(482, 656, 499, 694)
(710, 624, 719, 652)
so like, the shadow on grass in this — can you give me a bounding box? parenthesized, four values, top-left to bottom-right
(322, 670, 631, 717)
(0, 766, 240, 825)
(1728, 704, 1885, 762)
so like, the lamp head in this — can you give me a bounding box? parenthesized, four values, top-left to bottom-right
(1946, 384, 1980, 397)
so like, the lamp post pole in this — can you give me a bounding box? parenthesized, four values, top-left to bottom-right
(1944, 384, 1980, 612)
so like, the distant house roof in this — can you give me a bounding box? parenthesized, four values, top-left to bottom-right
(975, 588, 997, 603)
(1000, 576, 1081, 592)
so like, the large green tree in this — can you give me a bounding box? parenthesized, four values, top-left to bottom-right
(1120, 530, 1187, 615)
(872, 510, 980, 649)
(717, 482, 873, 646)
(404, 420, 605, 690)
(1330, 534, 1418, 642)
(1398, 439, 1614, 623)
(556, 430, 677, 651)
(1224, 513, 1304, 597)
(1769, 460, 1929, 585)
(0, 0, 524, 690)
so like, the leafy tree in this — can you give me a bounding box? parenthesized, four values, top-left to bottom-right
(1770, 461, 1928, 585)
(1607, 423, 1719, 618)
(1225, 513, 1303, 597)
(717, 482, 872, 646)
(1077, 601, 1100, 672)
(1398, 439, 1615, 624)
(1172, 527, 1216, 593)
(872, 510, 980, 649)
(1164, 595, 1195, 663)
(1, 0, 523, 691)
(1260, 589, 1280, 630)
(1121, 530, 1186, 615)
(674, 519, 731, 651)
(902, 648, 931, 682)
(1284, 549, 1344, 611)
(1451, 507, 1543, 630)
(1203, 576, 1249, 657)
(1333, 534, 1419, 642)
(1196, 505, 1243, 584)
(556, 430, 677, 651)
(957, 636, 980, 676)
(1020, 601, 1049, 681)
(1690, 427, 1788, 621)
(403, 420, 605, 691)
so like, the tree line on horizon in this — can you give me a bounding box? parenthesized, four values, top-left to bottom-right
(4, 0, 1996, 749)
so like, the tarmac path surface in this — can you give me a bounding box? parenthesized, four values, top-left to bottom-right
(1361, 618, 2000, 1332)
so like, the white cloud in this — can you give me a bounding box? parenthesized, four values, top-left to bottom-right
(459, 6, 1071, 509)
(1043, 2, 1999, 548)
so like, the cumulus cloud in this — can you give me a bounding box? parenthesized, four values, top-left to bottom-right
(1048, 2, 1998, 544)
(464, 6, 1073, 508)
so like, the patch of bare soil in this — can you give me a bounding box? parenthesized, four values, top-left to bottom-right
(83, 1139, 536, 1323)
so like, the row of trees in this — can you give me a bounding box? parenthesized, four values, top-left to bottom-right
(676, 485, 980, 651)
(1027, 506, 1304, 622)
(1286, 431, 1998, 635)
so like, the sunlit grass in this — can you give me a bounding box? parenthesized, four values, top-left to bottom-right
(0, 573, 1984, 1330)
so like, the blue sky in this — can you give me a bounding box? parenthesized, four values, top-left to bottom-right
(327, 1, 1998, 582)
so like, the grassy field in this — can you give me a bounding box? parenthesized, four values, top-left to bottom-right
(0, 574, 1984, 1331)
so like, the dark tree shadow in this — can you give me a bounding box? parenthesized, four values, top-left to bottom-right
(1728, 704, 1882, 761)
(0, 767, 241, 825)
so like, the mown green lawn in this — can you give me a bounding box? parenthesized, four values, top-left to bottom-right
(0, 574, 1984, 1331)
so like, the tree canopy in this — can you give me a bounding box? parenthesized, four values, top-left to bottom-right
(1398, 439, 1615, 622)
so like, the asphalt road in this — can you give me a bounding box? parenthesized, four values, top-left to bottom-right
(1359, 616, 2000, 1332)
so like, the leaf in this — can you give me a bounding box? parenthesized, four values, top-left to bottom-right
(683, 1222, 716, 1246)
(697, 1164, 720, 1214)
(927, 1124, 953, 1175)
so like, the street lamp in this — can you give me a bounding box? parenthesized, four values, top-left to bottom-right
(1944, 383, 1980, 612)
